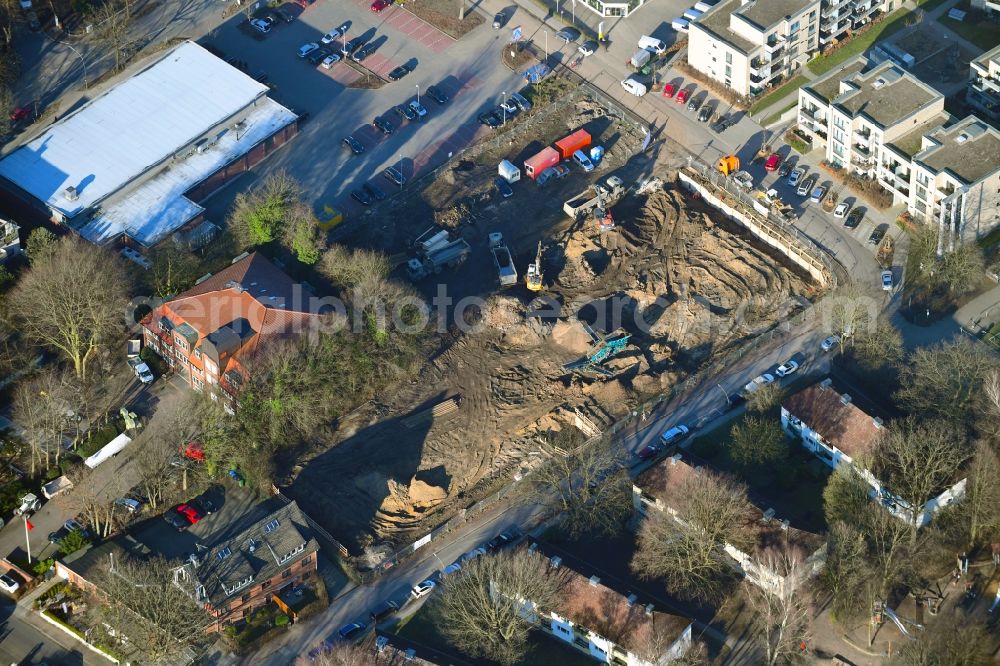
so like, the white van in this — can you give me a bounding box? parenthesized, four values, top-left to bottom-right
(637, 35, 667, 55)
(621, 78, 648, 96)
(683, 8, 703, 20)
(671, 17, 690, 32)
(694, 1, 713, 11)
(572, 149, 595, 172)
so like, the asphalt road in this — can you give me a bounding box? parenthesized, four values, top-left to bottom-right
(0, 600, 95, 665)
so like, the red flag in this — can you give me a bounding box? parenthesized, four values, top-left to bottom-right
(25, 519, 34, 531)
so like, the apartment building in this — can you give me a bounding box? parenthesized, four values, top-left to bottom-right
(819, 0, 893, 48)
(688, 0, 821, 98)
(967, 43, 1000, 126)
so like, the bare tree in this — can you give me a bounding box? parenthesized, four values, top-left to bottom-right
(820, 521, 870, 623)
(631, 468, 757, 602)
(134, 394, 199, 508)
(11, 368, 78, 475)
(871, 418, 969, 544)
(852, 320, 904, 374)
(93, 0, 135, 73)
(528, 436, 632, 539)
(429, 549, 568, 665)
(937, 241, 986, 296)
(743, 551, 811, 666)
(822, 282, 879, 348)
(296, 641, 372, 666)
(957, 441, 1000, 546)
(95, 555, 209, 659)
(11, 237, 129, 380)
(147, 244, 200, 298)
(887, 612, 993, 665)
(895, 338, 997, 425)
(69, 469, 129, 538)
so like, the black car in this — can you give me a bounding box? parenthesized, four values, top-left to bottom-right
(363, 182, 386, 202)
(373, 117, 394, 135)
(352, 45, 372, 62)
(778, 162, 793, 178)
(426, 85, 449, 104)
(712, 114, 735, 132)
(343, 136, 365, 154)
(47, 527, 69, 544)
(728, 392, 747, 409)
(383, 166, 406, 186)
(369, 600, 399, 623)
(394, 104, 418, 121)
(338, 622, 367, 641)
(555, 27, 580, 43)
(868, 223, 888, 245)
(343, 37, 364, 54)
(351, 188, 373, 206)
(189, 495, 216, 515)
(163, 508, 190, 531)
(387, 64, 411, 80)
(275, 8, 294, 22)
(486, 528, 522, 552)
(478, 110, 501, 128)
(697, 106, 712, 123)
(686, 97, 701, 112)
(494, 176, 514, 198)
(307, 47, 329, 64)
(844, 208, 864, 229)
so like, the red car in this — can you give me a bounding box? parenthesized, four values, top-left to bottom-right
(676, 89, 689, 104)
(176, 503, 203, 525)
(764, 153, 782, 172)
(371, 0, 391, 11)
(9, 106, 30, 123)
(662, 83, 676, 98)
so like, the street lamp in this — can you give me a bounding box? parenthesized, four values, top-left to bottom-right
(502, 92, 507, 126)
(398, 154, 403, 191)
(572, 0, 576, 25)
(416, 84, 420, 106)
(60, 39, 89, 90)
(544, 30, 548, 63)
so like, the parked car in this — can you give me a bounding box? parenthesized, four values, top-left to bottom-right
(499, 99, 518, 116)
(176, 503, 203, 524)
(363, 182, 386, 202)
(370, 0, 392, 12)
(307, 47, 329, 64)
(394, 104, 418, 121)
(775, 360, 799, 377)
(778, 162, 792, 178)
(572, 150, 595, 172)
(373, 116, 394, 135)
(64, 519, 89, 537)
(555, 27, 580, 43)
(426, 85, 448, 104)
(797, 175, 815, 197)
(578, 40, 598, 56)
(697, 106, 712, 122)
(659, 424, 690, 446)
(833, 201, 850, 218)
(787, 168, 803, 187)
(408, 99, 428, 119)
(676, 89, 690, 105)
(163, 508, 190, 531)
(343, 136, 364, 155)
(351, 45, 373, 62)
(881, 270, 893, 291)
(743, 373, 775, 393)
(387, 64, 411, 80)
(321, 53, 341, 68)
(810, 185, 827, 204)
(510, 91, 532, 111)
(494, 176, 514, 198)
(821, 335, 840, 352)
(686, 96, 701, 111)
(868, 223, 888, 245)
(844, 208, 863, 229)
(320, 27, 341, 44)
(351, 188, 372, 206)
(441, 562, 462, 575)
(478, 110, 501, 128)
(343, 37, 364, 55)
(662, 82, 676, 98)
(383, 166, 406, 186)
(9, 106, 30, 123)
(637, 443, 662, 460)
(712, 113, 735, 132)
(338, 622, 367, 641)
(115, 497, 142, 514)
(460, 547, 487, 562)
(297, 42, 319, 58)
(411, 579, 436, 599)
(0, 574, 19, 595)
(764, 153, 781, 172)
(486, 528, 521, 552)
(493, 11, 505, 28)
(369, 600, 399, 623)
(728, 392, 747, 408)
(189, 495, 215, 515)
(274, 9, 294, 23)
(249, 18, 271, 33)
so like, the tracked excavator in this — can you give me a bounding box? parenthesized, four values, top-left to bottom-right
(526, 241, 543, 291)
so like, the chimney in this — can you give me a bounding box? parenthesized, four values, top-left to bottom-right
(64, 186, 78, 202)
(840, 393, 852, 406)
(626, 593, 638, 606)
(589, 575, 601, 587)
(873, 417, 884, 429)
(550, 555, 562, 569)
(780, 519, 790, 531)
(644, 603, 655, 616)
(762, 508, 776, 523)
(820, 378, 833, 390)
(670, 454, 681, 465)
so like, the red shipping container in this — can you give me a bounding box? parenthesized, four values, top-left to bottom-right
(524, 147, 560, 179)
(554, 129, 592, 160)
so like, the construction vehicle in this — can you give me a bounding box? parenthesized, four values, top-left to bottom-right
(716, 155, 740, 176)
(563, 175, 626, 219)
(563, 324, 632, 377)
(406, 238, 471, 280)
(526, 241, 543, 291)
(489, 233, 517, 287)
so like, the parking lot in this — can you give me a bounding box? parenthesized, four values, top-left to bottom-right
(199, 0, 526, 217)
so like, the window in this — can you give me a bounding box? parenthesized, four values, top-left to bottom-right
(300, 555, 312, 567)
(725, 65, 731, 77)
(263, 519, 280, 534)
(790, 21, 800, 32)
(217, 547, 232, 561)
(194, 348, 202, 359)
(282, 569, 292, 579)
(242, 593, 251, 603)
(809, 24, 816, 35)
(262, 580, 271, 591)
(725, 52, 732, 64)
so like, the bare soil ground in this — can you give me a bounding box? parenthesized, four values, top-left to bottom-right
(400, 0, 485, 40)
(283, 86, 822, 557)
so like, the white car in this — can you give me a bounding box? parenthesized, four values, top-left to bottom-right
(833, 201, 850, 218)
(821, 335, 840, 352)
(743, 373, 775, 394)
(0, 574, 19, 594)
(320, 28, 341, 44)
(297, 42, 320, 58)
(572, 149, 595, 172)
(787, 168, 803, 187)
(410, 579, 436, 599)
(321, 53, 341, 69)
(250, 18, 271, 33)
(128, 357, 154, 383)
(775, 360, 799, 377)
(881, 270, 893, 291)
(408, 100, 428, 119)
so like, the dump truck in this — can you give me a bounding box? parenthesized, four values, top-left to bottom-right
(406, 239, 471, 280)
(716, 155, 740, 176)
(563, 175, 626, 219)
(489, 233, 517, 287)
(414, 227, 451, 254)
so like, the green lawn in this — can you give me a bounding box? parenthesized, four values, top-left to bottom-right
(938, 8, 1000, 50)
(761, 101, 799, 127)
(915, 0, 955, 9)
(808, 8, 912, 76)
(749, 75, 807, 116)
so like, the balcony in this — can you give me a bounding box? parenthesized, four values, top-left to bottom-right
(853, 143, 871, 158)
(972, 77, 1000, 95)
(764, 36, 786, 53)
(751, 72, 766, 84)
(853, 130, 871, 145)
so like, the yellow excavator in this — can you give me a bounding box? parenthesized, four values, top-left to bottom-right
(526, 241, 543, 291)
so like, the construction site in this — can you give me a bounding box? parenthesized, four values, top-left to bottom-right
(283, 86, 828, 559)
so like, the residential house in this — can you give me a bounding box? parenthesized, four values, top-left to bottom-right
(782, 379, 967, 527)
(632, 454, 826, 597)
(141, 252, 326, 402)
(687, 0, 821, 98)
(970, 0, 1000, 18)
(513, 539, 693, 665)
(967, 43, 1000, 126)
(0, 217, 20, 263)
(56, 535, 153, 592)
(174, 500, 319, 631)
(798, 56, 1000, 242)
(819, 0, 892, 48)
